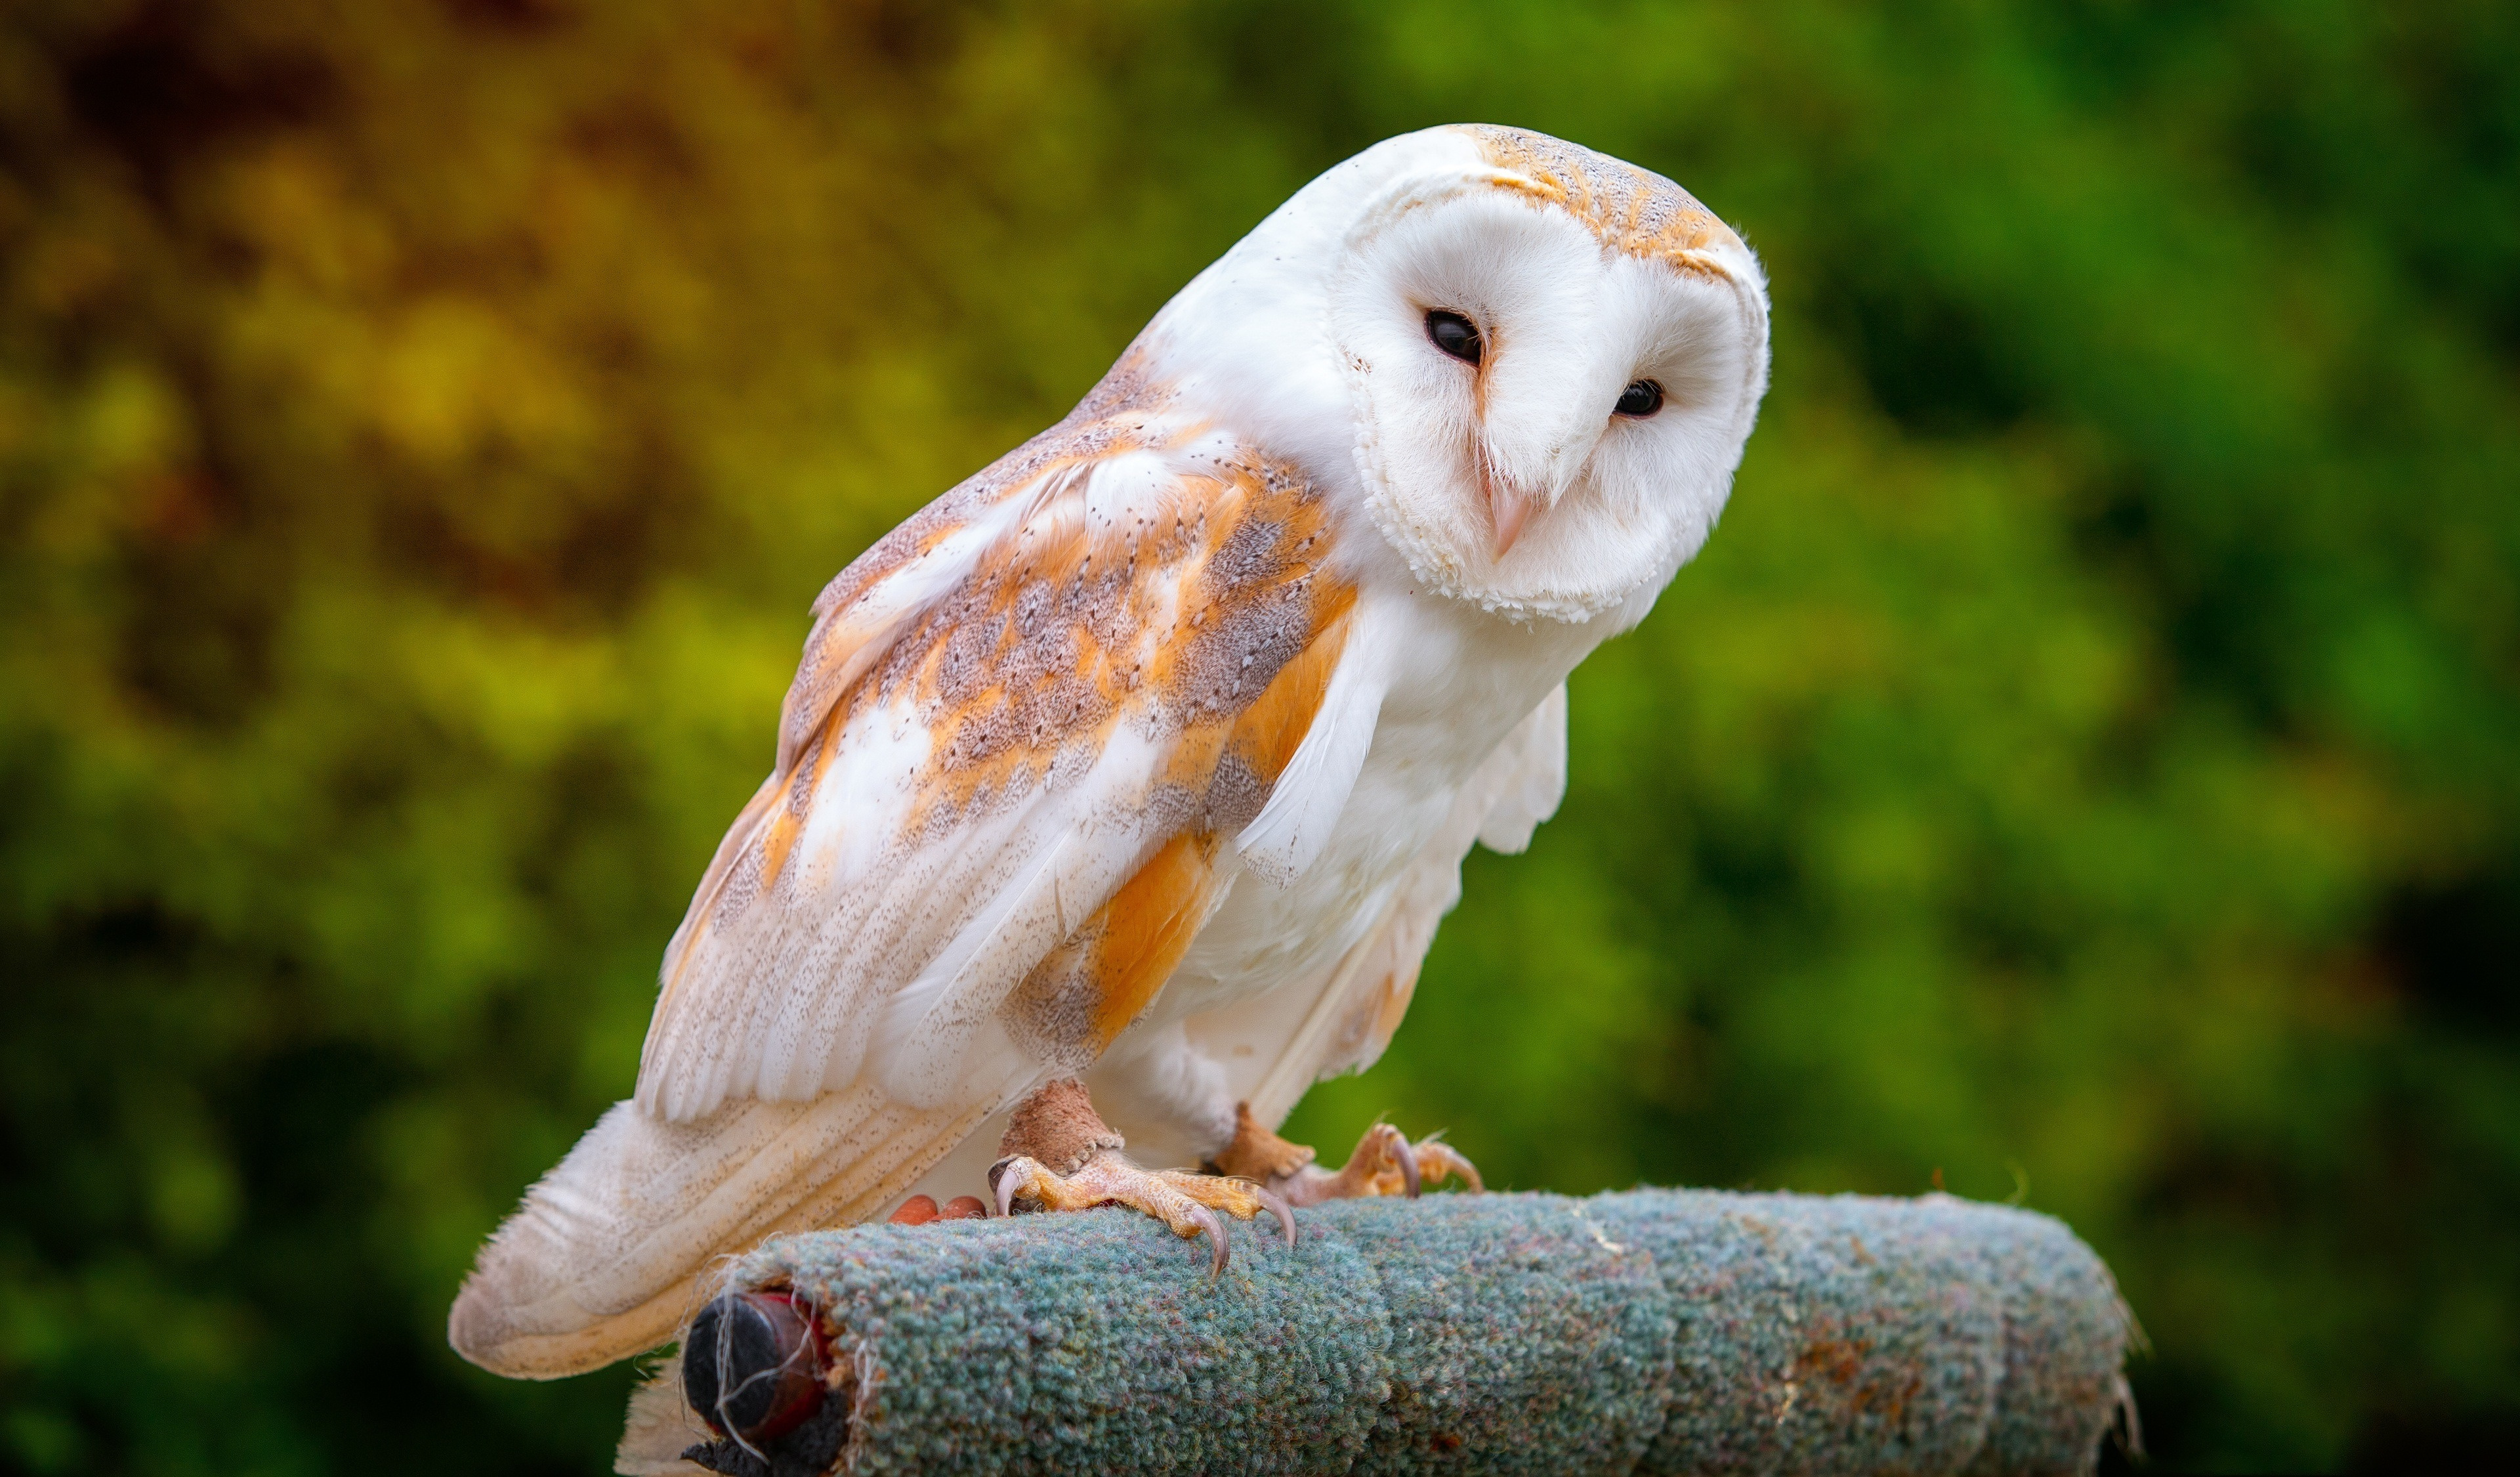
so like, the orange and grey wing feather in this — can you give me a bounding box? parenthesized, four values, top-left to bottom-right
(638, 408, 1362, 1126)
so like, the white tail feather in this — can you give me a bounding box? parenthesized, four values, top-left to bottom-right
(448, 1088, 986, 1379)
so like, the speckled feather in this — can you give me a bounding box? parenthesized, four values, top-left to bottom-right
(641, 386, 1360, 1124)
(1462, 126, 1742, 274)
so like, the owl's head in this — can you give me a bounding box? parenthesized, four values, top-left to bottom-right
(1167, 125, 1770, 626)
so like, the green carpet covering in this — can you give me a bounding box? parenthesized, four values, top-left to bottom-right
(693, 1189, 2131, 1476)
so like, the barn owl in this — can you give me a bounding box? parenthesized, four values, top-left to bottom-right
(450, 123, 1769, 1381)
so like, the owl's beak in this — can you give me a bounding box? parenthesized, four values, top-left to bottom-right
(1477, 387, 1597, 561)
(1488, 477, 1537, 559)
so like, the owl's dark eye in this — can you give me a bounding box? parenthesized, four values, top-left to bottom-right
(1425, 310, 1482, 365)
(1615, 379, 1664, 417)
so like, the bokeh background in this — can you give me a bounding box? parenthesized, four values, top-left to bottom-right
(4, 1, 2515, 1470)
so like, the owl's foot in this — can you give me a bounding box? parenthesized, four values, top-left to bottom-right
(984, 1078, 1294, 1274)
(989, 1149, 1295, 1274)
(1209, 1102, 1482, 1209)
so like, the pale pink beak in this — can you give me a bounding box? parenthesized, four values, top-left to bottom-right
(1488, 474, 1538, 559)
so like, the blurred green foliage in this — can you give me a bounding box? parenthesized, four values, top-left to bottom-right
(1, 1, 2514, 1470)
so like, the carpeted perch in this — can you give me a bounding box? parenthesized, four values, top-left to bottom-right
(617, 1188, 2136, 1477)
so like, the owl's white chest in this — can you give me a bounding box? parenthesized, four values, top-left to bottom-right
(1160, 586, 1595, 1016)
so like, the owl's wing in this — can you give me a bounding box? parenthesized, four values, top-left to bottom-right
(452, 408, 1387, 1378)
(640, 412, 1376, 1126)
(1187, 683, 1568, 1128)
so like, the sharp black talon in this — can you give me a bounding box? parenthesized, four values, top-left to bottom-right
(1256, 1186, 1297, 1250)
(1192, 1203, 1229, 1275)
(988, 1157, 1040, 1216)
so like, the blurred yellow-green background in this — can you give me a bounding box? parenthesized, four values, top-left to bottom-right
(5, 1, 2516, 1470)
